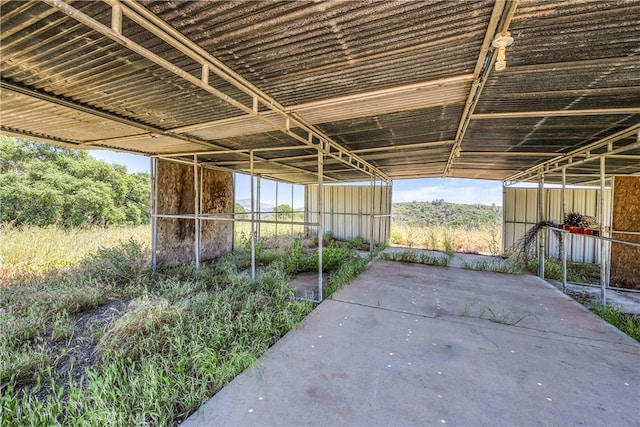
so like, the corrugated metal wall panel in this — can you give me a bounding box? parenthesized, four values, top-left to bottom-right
(306, 184, 391, 244)
(504, 187, 611, 263)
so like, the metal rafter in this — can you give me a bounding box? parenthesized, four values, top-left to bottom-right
(1, 79, 329, 182)
(40, 0, 389, 181)
(443, 0, 519, 177)
(504, 124, 640, 184)
(471, 108, 640, 119)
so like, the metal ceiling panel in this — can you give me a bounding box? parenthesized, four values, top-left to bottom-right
(0, 87, 145, 143)
(140, 0, 491, 105)
(1, 0, 639, 184)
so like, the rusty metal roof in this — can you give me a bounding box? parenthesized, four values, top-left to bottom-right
(1, 0, 639, 184)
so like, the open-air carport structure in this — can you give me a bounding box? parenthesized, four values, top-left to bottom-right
(1, 0, 640, 300)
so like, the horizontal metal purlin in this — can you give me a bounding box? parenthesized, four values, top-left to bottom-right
(353, 140, 454, 154)
(0, 79, 202, 147)
(2, 78, 323, 181)
(119, 0, 388, 181)
(0, 125, 81, 149)
(471, 108, 640, 119)
(42, 0, 387, 181)
(155, 154, 335, 183)
(151, 145, 315, 158)
(505, 124, 640, 183)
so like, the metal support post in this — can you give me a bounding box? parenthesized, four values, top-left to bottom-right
(232, 172, 236, 251)
(377, 178, 383, 252)
(537, 174, 545, 279)
(275, 181, 279, 236)
(317, 149, 324, 302)
(502, 181, 507, 254)
(561, 167, 567, 293)
(600, 157, 607, 307)
(151, 157, 158, 271)
(257, 175, 261, 241)
(370, 176, 375, 255)
(291, 184, 295, 236)
(194, 155, 200, 272)
(250, 151, 256, 281)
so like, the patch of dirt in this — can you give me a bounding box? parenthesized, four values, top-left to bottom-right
(290, 272, 327, 300)
(28, 299, 131, 400)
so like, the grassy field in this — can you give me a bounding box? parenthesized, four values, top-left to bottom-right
(0, 225, 150, 285)
(0, 226, 369, 425)
(390, 223, 502, 255)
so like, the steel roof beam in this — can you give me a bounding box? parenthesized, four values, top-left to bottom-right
(464, 151, 562, 157)
(41, 0, 388, 181)
(0, 79, 203, 147)
(444, 0, 519, 177)
(1, 79, 331, 181)
(0, 125, 81, 150)
(505, 123, 640, 183)
(472, 108, 640, 119)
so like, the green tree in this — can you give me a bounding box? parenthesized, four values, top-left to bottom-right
(275, 204, 293, 220)
(234, 202, 248, 219)
(0, 136, 150, 227)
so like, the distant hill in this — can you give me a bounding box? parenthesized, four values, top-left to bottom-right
(236, 198, 275, 212)
(392, 200, 502, 229)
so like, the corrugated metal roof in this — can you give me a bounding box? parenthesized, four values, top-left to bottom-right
(1, 0, 639, 184)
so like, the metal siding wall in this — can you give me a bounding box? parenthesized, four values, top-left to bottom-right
(306, 185, 391, 244)
(504, 187, 611, 263)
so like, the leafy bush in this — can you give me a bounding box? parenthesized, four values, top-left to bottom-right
(0, 136, 150, 227)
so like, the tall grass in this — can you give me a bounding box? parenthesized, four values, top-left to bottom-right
(1, 227, 371, 425)
(381, 250, 450, 266)
(0, 225, 150, 284)
(0, 238, 313, 425)
(390, 223, 502, 255)
(234, 220, 305, 243)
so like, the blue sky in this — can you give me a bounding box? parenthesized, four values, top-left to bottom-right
(90, 150, 503, 206)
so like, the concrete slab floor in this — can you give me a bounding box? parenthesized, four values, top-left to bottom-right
(184, 261, 640, 427)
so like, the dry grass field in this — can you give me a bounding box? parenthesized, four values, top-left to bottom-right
(0, 225, 150, 285)
(389, 224, 502, 255)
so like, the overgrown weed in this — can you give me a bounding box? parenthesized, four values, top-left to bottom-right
(1, 230, 373, 424)
(0, 237, 317, 425)
(390, 224, 502, 255)
(381, 250, 450, 267)
(0, 224, 150, 285)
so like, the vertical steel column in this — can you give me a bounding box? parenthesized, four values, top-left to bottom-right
(232, 172, 236, 251)
(537, 174, 545, 279)
(257, 175, 261, 241)
(194, 155, 200, 272)
(387, 180, 393, 247)
(377, 178, 383, 251)
(607, 175, 614, 289)
(600, 157, 607, 307)
(561, 167, 567, 293)
(304, 184, 309, 236)
(501, 181, 507, 254)
(275, 180, 279, 236)
(369, 176, 375, 255)
(250, 151, 256, 281)
(317, 148, 324, 302)
(291, 184, 295, 235)
(151, 157, 158, 271)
